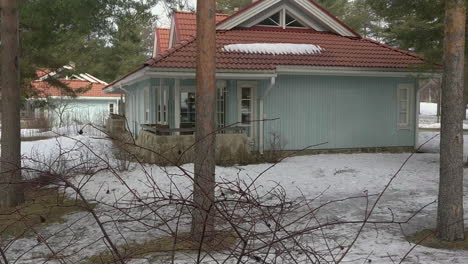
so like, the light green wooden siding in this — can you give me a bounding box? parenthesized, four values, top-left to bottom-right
(226, 80, 238, 126)
(262, 75, 417, 150)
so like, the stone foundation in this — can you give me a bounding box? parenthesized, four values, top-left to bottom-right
(133, 130, 251, 166)
(106, 115, 126, 136)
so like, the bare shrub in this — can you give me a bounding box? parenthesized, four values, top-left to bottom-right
(0, 128, 438, 264)
(261, 131, 288, 163)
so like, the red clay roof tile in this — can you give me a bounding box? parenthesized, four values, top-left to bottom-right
(150, 27, 425, 70)
(174, 11, 229, 41)
(156, 28, 170, 53)
(33, 80, 120, 98)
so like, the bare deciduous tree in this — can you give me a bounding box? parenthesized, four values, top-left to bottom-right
(191, 0, 217, 243)
(437, 0, 466, 242)
(0, 0, 24, 208)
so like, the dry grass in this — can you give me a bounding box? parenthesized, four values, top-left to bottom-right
(407, 229, 468, 250)
(0, 186, 93, 238)
(85, 232, 239, 264)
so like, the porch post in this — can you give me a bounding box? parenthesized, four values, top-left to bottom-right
(174, 79, 181, 135)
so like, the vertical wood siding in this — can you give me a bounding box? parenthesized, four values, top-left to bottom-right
(262, 75, 416, 150)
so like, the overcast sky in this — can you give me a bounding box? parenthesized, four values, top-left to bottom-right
(152, 0, 197, 27)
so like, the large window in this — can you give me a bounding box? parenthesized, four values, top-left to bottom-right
(156, 84, 168, 125)
(180, 91, 196, 130)
(398, 84, 412, 128)
(179, 80, 227, 133)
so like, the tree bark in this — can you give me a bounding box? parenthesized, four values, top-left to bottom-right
(0, 0, 24, 208)
(191, 0, 217, 243)
(437, 0, 466, 242)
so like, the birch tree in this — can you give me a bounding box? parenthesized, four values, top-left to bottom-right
(191, 0, 217, 243)
(437, 0, 466, 242)
(0, 0, 24, 208)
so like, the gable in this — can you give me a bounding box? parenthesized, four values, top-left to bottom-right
(169, 11, 230, 48)
(216, 0, 359, 37)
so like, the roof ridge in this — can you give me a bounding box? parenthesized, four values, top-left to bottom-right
(362, 38, 426, 61)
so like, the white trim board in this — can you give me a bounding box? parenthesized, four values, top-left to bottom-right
(242, 4, 326, 31)
(217, 0, 358, 37)
(276, 66, 439, 78)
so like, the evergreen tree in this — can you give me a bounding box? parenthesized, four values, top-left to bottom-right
(18, 0, 159, 86)
(216, 0, 250, 13)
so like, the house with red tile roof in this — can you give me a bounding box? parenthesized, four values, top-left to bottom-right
(26, 66, 121, 127)
(105, 0, 436, 152)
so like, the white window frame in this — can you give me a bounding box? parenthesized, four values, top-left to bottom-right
(143, 87, 150, 123)
(237, 81, 257, 139)
(216, 80, 227, 130)
(254, 7, 309, 29)
(397, 83, 412, 129)
(156, 82, 169, 125)
(109, 103, 114, 114)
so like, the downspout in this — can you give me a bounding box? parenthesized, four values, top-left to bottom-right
(259, 75, 276, 154)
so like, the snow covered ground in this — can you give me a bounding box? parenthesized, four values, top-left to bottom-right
(420, 102, 468, 129)
(4, 131, 468, 263)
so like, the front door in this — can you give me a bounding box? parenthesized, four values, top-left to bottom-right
(238, 81, 257, 140)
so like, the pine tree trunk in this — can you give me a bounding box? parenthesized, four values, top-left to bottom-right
(191, 0, 217, 243)
(0, 0, 24, 208)
(437, 0, 466, 242)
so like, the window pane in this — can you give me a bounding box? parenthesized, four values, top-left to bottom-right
(285, 13, 306, 27)
(181, 93, 188, 111)
(400, 103, 408, 112)
(181, 114, 189, 122)
(399, 113, 407, 123)
(258, 12, 280, 26)
(242, 113, 251, 124)
(400, 89, 408, 100)
(242, 88, 251, 99)
(242, 100, 251, 112)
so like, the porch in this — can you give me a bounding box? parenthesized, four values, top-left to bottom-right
(121, 74, 277, 153)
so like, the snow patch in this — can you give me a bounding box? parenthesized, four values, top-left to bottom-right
(223, 43, 323, 55)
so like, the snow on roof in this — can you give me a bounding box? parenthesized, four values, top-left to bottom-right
(222, 43, 324, 55)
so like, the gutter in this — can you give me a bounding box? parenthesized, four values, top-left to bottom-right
(259, 75, 276, 154)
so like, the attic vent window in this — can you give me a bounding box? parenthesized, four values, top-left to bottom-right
(285, 13, 306, 28)
(256, 9, 308, 29)
(258, 12, 281, 27)
(223, 43, 323, 55)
